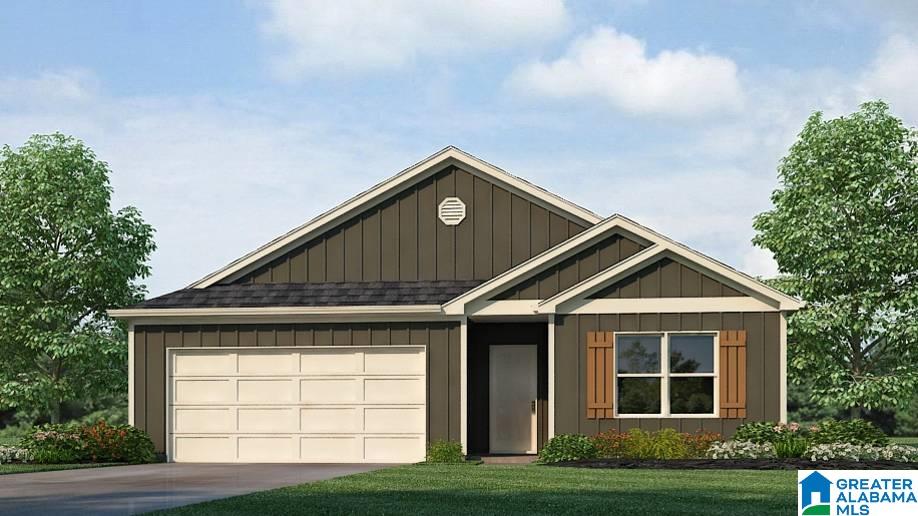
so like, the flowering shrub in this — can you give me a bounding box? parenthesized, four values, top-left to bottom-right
(593, 430, 629, 458)
(807, 443, 918, 463)
(707, 440, 776, 459)
(19, 420, 155, 464)
(0, 445, 32, 464)
(20, 424, 84, 464)
(734, 419, 887, 447)
(734, 421, 807, 444)
(684, 431, 723, 457)
(80, 420, 155, 464)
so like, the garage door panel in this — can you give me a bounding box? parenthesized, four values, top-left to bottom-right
(301, 407, 360, 433)
(364, 407, 425, 433)
(364, 348, 425, 374)
(300, 437, 361, 462)
(174, 408, 234, 433)
(238, 352, 296, 375)
(301, 378, 360, 402)
(238, 437, 296, 461)
(173, 352, 235, 376)
(238, 408, 297, 433)
(364, 378, 424, 403)
(174, 379, 234, 404)
(238, 379, 297, 403)
(300, 350, 362, 374)
(174, 436, 233, 462)
(364, 436, 425, 462)
(169, 347, 426, 463)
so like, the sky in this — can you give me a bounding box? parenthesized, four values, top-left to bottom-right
(2, 0, 917, 296)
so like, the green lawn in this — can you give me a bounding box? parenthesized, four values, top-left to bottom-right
(0, 463, 122, 475)
(0, 437, 21, 446)
(154, 464, 796, 515)
(891, 437, 918, 446)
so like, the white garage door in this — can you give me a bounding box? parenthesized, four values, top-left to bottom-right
(167, 346, 426, 463)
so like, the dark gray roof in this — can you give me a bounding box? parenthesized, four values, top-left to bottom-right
(132, 280, 484, 309)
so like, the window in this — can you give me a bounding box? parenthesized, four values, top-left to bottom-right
(615, 333, 717, 417)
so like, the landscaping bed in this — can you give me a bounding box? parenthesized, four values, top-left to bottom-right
(553, 458, 918, 470)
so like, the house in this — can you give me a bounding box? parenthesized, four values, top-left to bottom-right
(799, 471, 832, 510)
(110, 147, 803, 464)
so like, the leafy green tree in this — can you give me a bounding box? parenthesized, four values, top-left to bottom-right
(753, 101, 918, 417)
(0, 133, 155, 423)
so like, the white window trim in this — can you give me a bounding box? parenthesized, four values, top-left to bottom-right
(613, 331, 720, 419)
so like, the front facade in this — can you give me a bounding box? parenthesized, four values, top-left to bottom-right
(112, 147, 802, 463)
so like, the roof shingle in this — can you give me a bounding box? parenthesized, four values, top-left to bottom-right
(132, 280, 484, 309)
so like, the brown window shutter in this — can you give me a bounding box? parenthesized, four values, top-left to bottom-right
(719, 330, 747, 419)
(586, 331, 614, 419)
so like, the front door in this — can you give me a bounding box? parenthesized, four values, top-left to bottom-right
(489, 345, 537, 454)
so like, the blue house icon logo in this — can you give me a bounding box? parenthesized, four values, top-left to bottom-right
(800, 471, 832, 515)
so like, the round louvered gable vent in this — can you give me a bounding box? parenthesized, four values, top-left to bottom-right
(438, 197, 466, 226)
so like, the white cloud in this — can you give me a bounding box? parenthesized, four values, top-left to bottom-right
(259, 0, 569, 78)
(0, 69, 99, 106)
(508, 26, 744, 117)
(858, 34, 918, 121)
(0, 79, 419, 296)
(740, 247, 779, 279)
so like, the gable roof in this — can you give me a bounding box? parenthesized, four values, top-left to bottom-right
(444, 214, 804, 314)
(189, 146, 603, 288)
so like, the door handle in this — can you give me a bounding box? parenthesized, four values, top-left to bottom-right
(531, 400, 537, 413)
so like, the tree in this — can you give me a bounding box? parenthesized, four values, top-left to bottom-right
(753, 101, 918, 417)
(0, 133, 155, 423)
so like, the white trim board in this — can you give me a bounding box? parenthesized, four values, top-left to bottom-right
(444, 214, 803, 315)
(442, 218, 656, 315)
(109, 305, 446, 325)
(189, 147, 602, 289)
(127, 322, 134, 426)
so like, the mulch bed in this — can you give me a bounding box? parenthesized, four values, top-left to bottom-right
(553, 458, 918, 470)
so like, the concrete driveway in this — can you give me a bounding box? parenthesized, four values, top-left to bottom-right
(0, 462, 388, 515)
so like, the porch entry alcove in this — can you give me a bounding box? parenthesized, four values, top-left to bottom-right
(467, 322, 549, 455)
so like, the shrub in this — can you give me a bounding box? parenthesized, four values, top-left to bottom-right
(538, 434, 598, 464)
(19, 424, 84, 464)
(707, 440, 776, 459)
(593, 430, 629, 458)
(735, 419, 888, 447)
(80, 420, 155, 464)
(774, 436, 808, 458)
(0, 445, 32, 464)
(426, 440, 464, 463)
(808, 419, 888, 446)
(807, 443, 918, 462)
(19, 421, 156, 464)
(621, 428, 689, 459)
(684, 431, 722, 457)
(734, 421, 808, 444)
(593, 429, 721, 459)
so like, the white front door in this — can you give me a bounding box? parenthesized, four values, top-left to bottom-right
(489, 345, 537, 454)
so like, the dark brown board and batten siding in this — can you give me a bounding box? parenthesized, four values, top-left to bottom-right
(134, 322, 460, 454)
(493, 233, 647, 300)
(230, 166, 589, 285)
(553, 312, 779, 438)
(590, 258, 746, 298)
